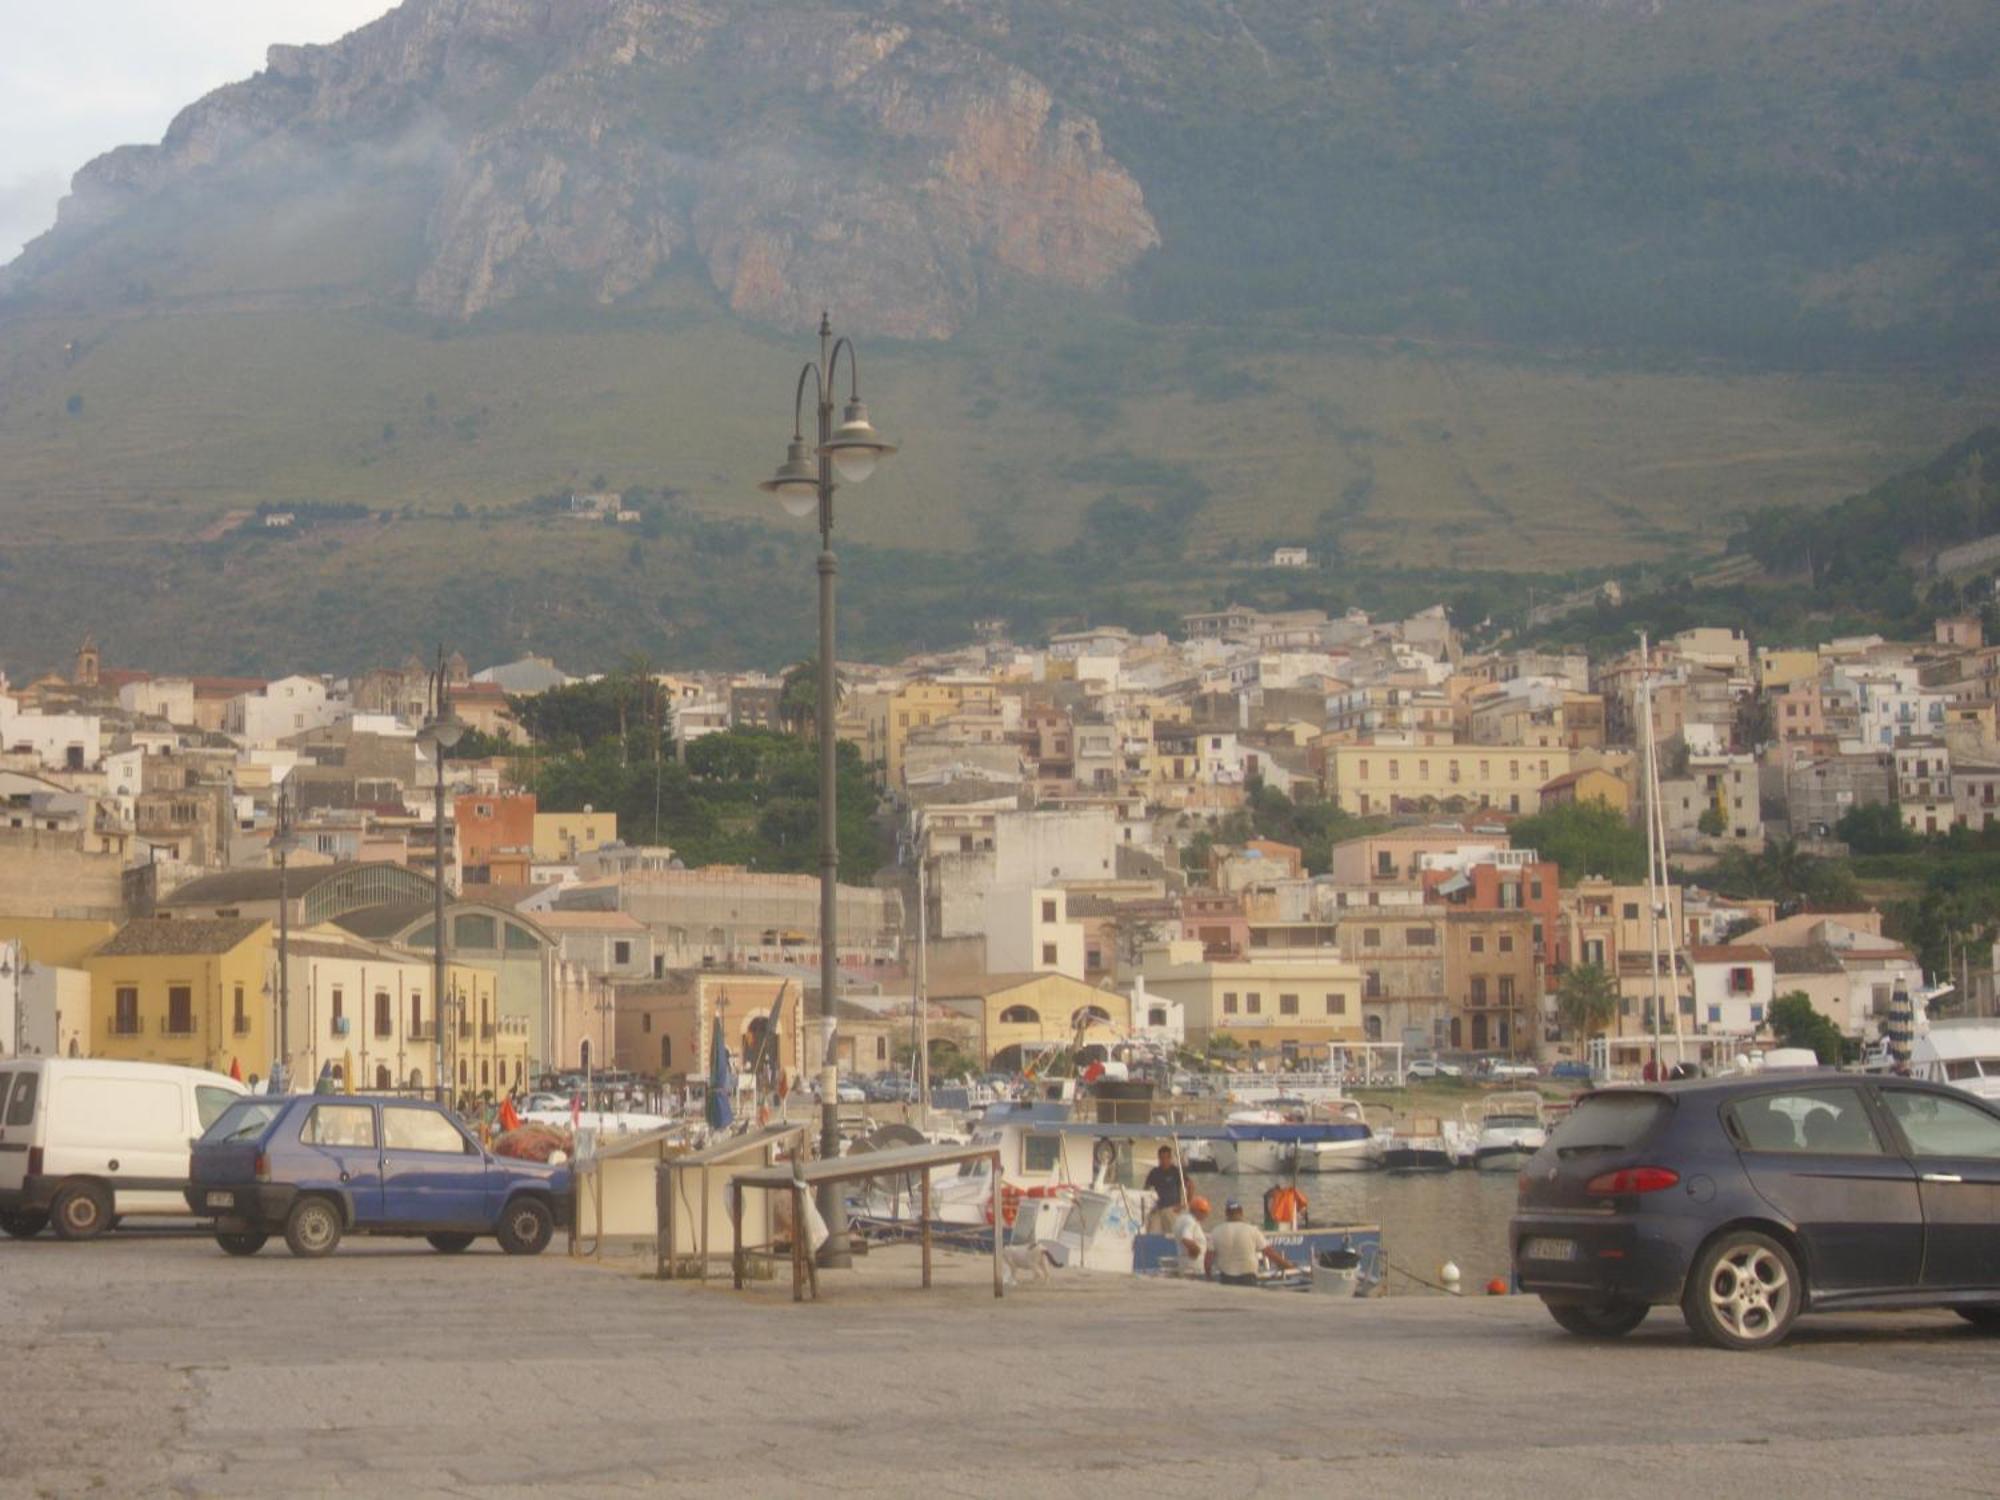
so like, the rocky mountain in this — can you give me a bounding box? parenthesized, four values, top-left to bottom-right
(1, 0, 1997, 675)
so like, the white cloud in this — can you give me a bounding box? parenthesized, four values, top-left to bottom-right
(0, 1, 395, 260)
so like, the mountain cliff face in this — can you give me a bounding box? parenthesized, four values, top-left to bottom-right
(27, 0, 1157, 338)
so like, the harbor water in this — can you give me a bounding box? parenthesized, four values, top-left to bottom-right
(1223, 1166, 1520, 1295)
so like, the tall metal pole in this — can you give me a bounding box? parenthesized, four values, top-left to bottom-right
(432, 649, 450, 1105)
(1639, 632, 1663, 1077)
(814, 313, 850, 1268)
(275, 781, 291, 1089)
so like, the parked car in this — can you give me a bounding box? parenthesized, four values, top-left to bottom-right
(1548, 1061, 1595, 1083)
(1406, 1056, 1464, 1082)
(188, 1094, 571, 1259)
(1513, 1073, 2000, 1349)
(1476, 1057, 1540, 1082)
(0, 1059, 248, 1241)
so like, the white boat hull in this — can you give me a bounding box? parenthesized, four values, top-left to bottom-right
(1211, 1138, 1294, 1175)
(1297, 1136, 1385, 1173)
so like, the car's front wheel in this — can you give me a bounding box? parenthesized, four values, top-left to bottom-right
(283, 1197, 344, 1259)
(495, 1198, 553, 1256)
(216, 1232, 268, 1257)
(0, 1208, 49, 1239)
(1683, 1230, 1801, 1350)
(427, 1232, 476, 1254)
(1545, 1298, 1650, 1339)
(51, 1181, 113, 1241)
(1954, 1306, 2000, 1332)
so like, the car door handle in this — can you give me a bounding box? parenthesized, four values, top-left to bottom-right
(1921, 1172, 1963, 1184)
(340, 1170, 352, 1183)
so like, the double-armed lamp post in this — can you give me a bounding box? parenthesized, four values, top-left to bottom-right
(759, 313, 897, 1268)
(417, 647, 465, 1103)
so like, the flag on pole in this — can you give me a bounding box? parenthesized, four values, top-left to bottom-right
(229, 1056, 244, 1083)
(499, 1096, 522, 1132)
(707, 1016, 735, 1131)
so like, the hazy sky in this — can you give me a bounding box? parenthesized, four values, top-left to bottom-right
(0, 1, 394, 261)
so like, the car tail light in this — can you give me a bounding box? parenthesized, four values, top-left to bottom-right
(254, 1151, 270, 1182)
(27, 1147, 43, 1178)
(1586, 1166, 1680, 1195)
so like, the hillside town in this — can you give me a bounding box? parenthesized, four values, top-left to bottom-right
(5, 602, 1986, 1091)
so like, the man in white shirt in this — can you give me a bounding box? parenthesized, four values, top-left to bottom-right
(1173, 1195, 1211, 1277)
(1212, 1198, 1294, 1286)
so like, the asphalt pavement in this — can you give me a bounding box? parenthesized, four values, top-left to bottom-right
(2, 1231, 1995, 1498)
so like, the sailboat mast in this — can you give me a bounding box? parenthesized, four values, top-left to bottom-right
(1640, 632, 1663, 1075)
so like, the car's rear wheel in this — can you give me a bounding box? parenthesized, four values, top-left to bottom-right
(1544, 1298, 1650, 1338)
(51, 1181, 113, 1241)
(216, 1232, 268, 1257)
(1954, 1307, 2000, 1331)
(1683, 1230, 1800, 1350)
(0, 1208, 49, 1239)
(495, 1198, 553, 1256)
(427, 1232, 476, 1254)
(283, 1197, 343, 1259)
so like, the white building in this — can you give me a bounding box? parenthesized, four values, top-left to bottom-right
(225, 676, 338, 745)
(1690, 944, 1775, 1034)
(983, 885, 1086, 980)
(0, 695, 102, 771)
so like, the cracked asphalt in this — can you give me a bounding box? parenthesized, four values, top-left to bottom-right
(2, 1228, 1996, 1498)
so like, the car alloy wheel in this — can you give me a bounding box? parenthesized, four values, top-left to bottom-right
(496, 1198, 552, 1256)
(1685, 1231, 1800, 1349)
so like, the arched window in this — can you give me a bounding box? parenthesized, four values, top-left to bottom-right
(457, 1059, 468, 1085)
(1364, 1014, 1383, 1043)
(660, 1037, 673, 1070)
(481, 1060, 490, 1086)
(999, 1005, 1040, 1025)
(579, 1039, 591, 1073)
(408, 1067, 424, 1089)
(1071, 1005, 1112, 1029)
(375, 1065, 392, 1089)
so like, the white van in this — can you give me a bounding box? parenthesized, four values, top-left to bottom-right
(0, 1059, 248, 1240)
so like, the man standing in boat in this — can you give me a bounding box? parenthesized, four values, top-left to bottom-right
(1213, 1198, 1294, 1287)
(1174, 1195, 1212, 1278)
(1143, 1144, 1194, 1235)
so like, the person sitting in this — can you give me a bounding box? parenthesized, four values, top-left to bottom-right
(1173, 1196, 1212, 1278)
(1213, 1198, 1294, 1286)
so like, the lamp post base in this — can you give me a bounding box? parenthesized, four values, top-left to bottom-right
(816, 1095, 851, 1268)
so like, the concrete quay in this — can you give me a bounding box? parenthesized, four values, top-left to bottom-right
(2, 1231, 1995, 1499)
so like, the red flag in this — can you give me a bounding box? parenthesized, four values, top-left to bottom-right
(229, 1057, 244, 1083)
(499, 1097, 522, 1132)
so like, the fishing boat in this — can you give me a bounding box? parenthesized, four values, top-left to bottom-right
(1469, 1092, 1547, 1173)
(1294, 1099, 1387, 1173)
(1208, 1108, 1289, 1173)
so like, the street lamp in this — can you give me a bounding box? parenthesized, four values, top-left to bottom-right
(418, 645, 465, 1105)
(269, 781, 300, 1089)
(1, 945, 36, 1058)
(759, 312, 896, 1268)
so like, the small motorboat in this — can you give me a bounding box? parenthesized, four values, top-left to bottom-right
(1295, 1098, 1386, 1172)
(1382, 1114, 1457, 1174)
(1471, 1092, 1547, 1173)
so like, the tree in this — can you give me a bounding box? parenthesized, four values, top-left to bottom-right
(1697, 806, 1727, 838)
(1555, 963, 1620, 1040)
(1769, 992, 1845, 1064)
(1508, 801, 1648, 885)
(1836, 801, 1917, 855)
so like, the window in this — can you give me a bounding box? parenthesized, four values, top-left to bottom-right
(1530, 880, 1543, 902)
(1750, 1003, 1765, 1024)
(1363, 928, 1381, 948)
(1470, 977, 1487, 1005)
(1041, 900, 1057, 923)
(614, 940, 631, 965)
(1729, 967, 1755, 995)
(195, 1086, 239, 1131)
(1499, 934, 1514, 954)
(1375, 851, 1393, 876)
(114, 986, 140, 1035)
(383, 1106, 472, 1154)
(331, 987, 345, 1025)
(1406, 927, 1434, 946)
(302, 1103, 376, 1148)
(1024, 1135, 1062, 1173)
(409, 993, 423, 1038)
(642, 1013, 653, 1034)
(1279, 993, 1299, 1016)
(1245, 993, 1262, 1015)
(233, 984, 249, 1037)
(1470, 936, 1485, 954)
(375, 992, 393, 1038)
(455, 914, 497, 949)
(2, 1070, 34, 1126)
(1883, 1089, 2000, 1158)
(1364, 971, 1381, 999)
(1222, 992, 1239, 1015)
(166, 985, 194, 1036)
(661, 1037, 673, 1069)
(1498, 976, 1515, 1003)
(1730, 1088, 1882, 1154)
(1326, 993, 1347, 1015)
(1709, 1005, 1722, 1024)
(1041, 943, 1059, 965)
(998, 1005, 1040, 1025)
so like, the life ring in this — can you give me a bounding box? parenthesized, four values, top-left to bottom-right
(982, 1183, 1025, 1227)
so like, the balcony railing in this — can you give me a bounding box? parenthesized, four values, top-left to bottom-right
(407, 1023, 435, 1042)
(109, 1016, 143, 1037)
(163, 1018, 196, 1038)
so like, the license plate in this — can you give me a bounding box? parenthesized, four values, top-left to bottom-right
(205, 1192, 234, 1209)
(1524, 1237, 1577, 1262)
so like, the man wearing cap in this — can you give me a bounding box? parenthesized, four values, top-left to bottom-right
(1212, 1198, 1293, 1286)
(1173, 1195, 1212, 1278)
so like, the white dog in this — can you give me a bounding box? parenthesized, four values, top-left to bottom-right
(1002, 1242, 1058, 1286)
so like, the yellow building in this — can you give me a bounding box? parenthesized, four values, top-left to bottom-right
(532, 809, 619, 863)
(0, 916, 119, 970)
(1324, 741, 1575, 816)
(83, 918, 271, 1082)
(1757, 649, 1819, 692)
(932, 972, 1130, 1068)
(1538, 765, 1633, 816)
(881, 679, 999, 789)
(1137, 940, 1364, 1064)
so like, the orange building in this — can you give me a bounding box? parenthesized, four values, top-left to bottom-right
(455, 791, 537, 886)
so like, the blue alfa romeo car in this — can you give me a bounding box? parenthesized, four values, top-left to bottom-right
(189, 1095, 571, 1259)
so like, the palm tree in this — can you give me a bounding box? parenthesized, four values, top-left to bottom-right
(1556, 963, 1620, 1041)
(779, 658, 842, 739)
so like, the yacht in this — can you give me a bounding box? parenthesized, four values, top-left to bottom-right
(1469, 1092, 1547, 1173)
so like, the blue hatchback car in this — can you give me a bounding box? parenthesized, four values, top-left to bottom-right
(188, 1095, 571, 1259)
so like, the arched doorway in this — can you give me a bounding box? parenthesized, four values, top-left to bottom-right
(579, 1038, 591, 1074)
(375, 1065, 392, 1089)
(1364, 1014, 1383, 1043)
